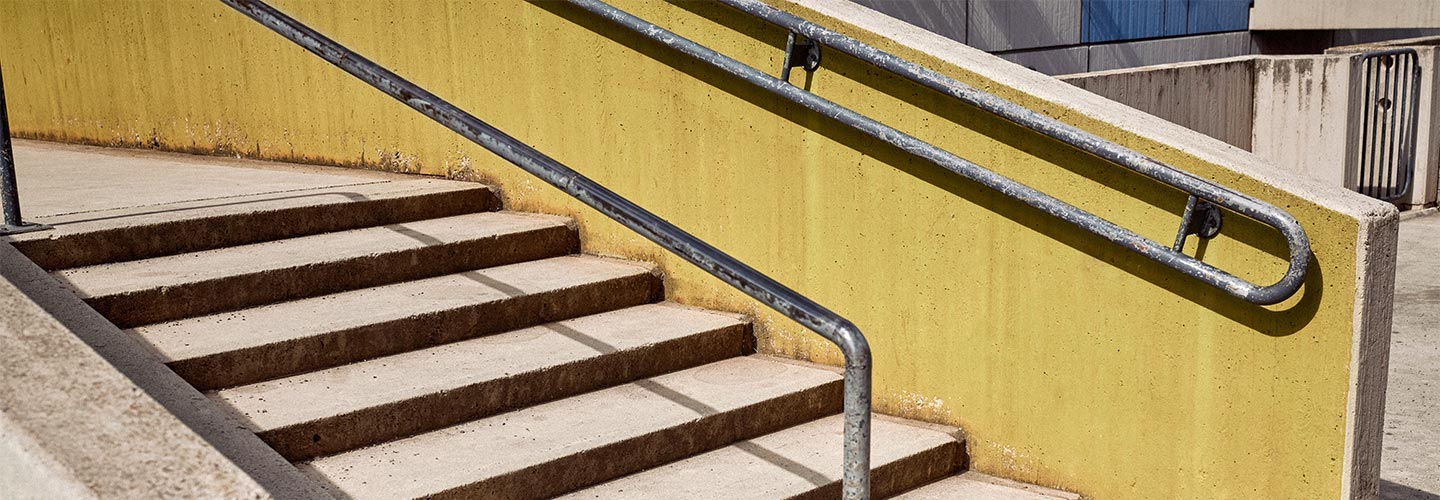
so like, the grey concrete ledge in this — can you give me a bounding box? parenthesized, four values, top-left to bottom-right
(0, 241, 329, 499)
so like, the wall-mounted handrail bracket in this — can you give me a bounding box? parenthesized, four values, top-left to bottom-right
(780, 31, 820, 83)
(1172, 195, 1223, 252)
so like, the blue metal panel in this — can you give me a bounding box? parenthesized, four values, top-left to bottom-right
(1083, 0, 1166, 43)
(1188, 0, 1249, 34)
(1163, 0, 1189, 36)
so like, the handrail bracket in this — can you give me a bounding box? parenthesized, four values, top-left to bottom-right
(1173, 196, 1223, 252)
(781, 31, 821, 83)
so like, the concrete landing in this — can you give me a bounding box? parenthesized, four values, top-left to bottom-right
(10, 139, 409, 218)
(3, 140, 496, 270)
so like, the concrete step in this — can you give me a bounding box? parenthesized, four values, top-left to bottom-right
(560, 414, 962, 500)
(9, 179, 496, 270)
(129, 255, 661, 390)
(300, 356, 844, 500)
(214, 303, 751, 461)
(56, 211, 578, 327)
(894, 472, 1080, 500)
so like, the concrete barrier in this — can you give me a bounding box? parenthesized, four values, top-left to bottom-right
(1063, 56, 1256, 149)
(0, 1, 1400, 498)
(1327, 38, 1440, 211)
(1062, 48, 1439, 210)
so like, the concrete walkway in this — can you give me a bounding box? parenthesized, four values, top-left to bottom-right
(1383, 213, 1440, 500)
(10, 139, 409, 219)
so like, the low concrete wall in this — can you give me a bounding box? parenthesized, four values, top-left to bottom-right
(0, 1, 1399, 499)
(1251, 55, 1363, 190)
(1328, 39, 1440, 209)
(1063, 49, 1439, 209)
(1062, 57, 1255, 149)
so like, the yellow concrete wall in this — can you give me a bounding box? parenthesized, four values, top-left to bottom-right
(0, 1, 1394, 499)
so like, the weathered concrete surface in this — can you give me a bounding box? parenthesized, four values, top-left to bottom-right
(1327, 42, 1440, 210)
(0, 243, 326, 499)
(215, 303, 747, 460)
(134, 255, 661, 390)
(301, 355, 844, 499)
(55, 211, 577, 327)
(1062, 56, 1256, 149)
(1381, 214, 1440, 499)
(561, 414, 962, 499)
(1064, 49, 1440, 210)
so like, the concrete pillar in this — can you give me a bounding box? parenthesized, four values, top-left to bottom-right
(1406, 46, 1440, 208)
(1251, 55, 1363, 190)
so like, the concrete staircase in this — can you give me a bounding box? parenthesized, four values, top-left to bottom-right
(21, 176, 1075, 499)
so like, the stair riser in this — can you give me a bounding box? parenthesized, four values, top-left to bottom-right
(261, 323, 752, 461)
(20, 187, 497, 270)
(793, 440, 963, 500)
(424, 380, 845, 500)
(83, 225, 578, 328)
(170, 272, 663, 390)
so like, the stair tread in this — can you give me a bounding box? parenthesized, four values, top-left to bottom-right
(894, 472, 1080, 500)
(9, 179, 495, 270)
(214, 303, 746, 433)
(300, 356, 843, 499)
(19, 178, 482, 230)
(55, 211, 566, 299)
(130, 255, 653, 364)
(559, 414, 958, 499)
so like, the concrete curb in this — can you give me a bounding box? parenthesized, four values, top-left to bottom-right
(1398, 207, 1438, 221)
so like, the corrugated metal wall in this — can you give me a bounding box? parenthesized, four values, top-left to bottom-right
(1083, 0, 1248, 43)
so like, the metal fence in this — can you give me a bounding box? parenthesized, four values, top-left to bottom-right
(1355, 48, 1423, 201)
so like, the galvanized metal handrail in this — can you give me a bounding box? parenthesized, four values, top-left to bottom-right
(215, 1, 874, 498)
(574, 0, 1312, 307)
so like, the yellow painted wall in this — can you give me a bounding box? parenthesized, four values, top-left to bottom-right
(0, 1, 1381, 498)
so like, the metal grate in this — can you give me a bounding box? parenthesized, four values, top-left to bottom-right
(1355, 49, 1423, 201)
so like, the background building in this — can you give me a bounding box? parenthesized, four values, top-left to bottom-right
(851, 0, 1440, 74)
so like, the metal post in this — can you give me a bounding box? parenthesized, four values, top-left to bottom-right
(0, 64, 48, 235)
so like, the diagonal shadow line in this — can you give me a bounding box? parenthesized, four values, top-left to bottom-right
(633, 379, 720, 418)
(631, 378, 833, 487)
(380, 222, 532, 298)
(733, 440, 832, 488)
(458, 270, 527, 298)
(544, 321, 619, 354)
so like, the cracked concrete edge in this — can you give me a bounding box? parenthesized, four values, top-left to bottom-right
(0, 242, 330, 499)
(1343, 205, 1401, 500)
